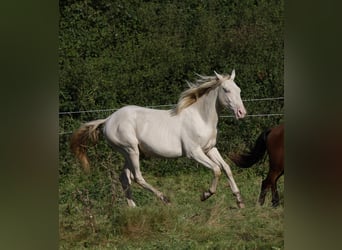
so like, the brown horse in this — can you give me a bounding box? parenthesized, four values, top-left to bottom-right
(230, 124, 284, 207)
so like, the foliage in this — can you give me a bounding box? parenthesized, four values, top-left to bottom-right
(59, 0, 284, 149)
(59, 0, 284, 248)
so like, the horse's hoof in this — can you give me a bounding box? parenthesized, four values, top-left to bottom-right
(258, 199, 265, 206)
(161, 195, 171, 204)
(237, 201, 245, 208)
(200, 191, 212, 201)
(233, 192, 245, 208)
(271, 201, 279, 208)
(200, 194, 206, 201)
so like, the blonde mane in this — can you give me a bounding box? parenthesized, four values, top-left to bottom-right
(173, 73, 230, 114)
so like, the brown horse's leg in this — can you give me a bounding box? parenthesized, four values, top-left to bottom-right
(259, 165, 277, 206)
(259, 178, 270, 206)
(260, 167, 283, 207)
(271, 184, 280, 207)
(271, 170, 284, 207)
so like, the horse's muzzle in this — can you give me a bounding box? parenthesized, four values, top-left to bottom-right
(236, 107, 247, 119)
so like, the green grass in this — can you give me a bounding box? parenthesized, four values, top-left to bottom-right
(59, 159, 284, 249)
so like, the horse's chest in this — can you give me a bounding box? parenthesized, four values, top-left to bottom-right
(196, 127, 217, 149)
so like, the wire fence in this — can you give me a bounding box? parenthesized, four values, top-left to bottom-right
(59, 97, 284, 116)
(59, 96, 284, 135)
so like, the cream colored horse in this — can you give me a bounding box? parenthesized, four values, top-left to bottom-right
(71, 70, 247, 208)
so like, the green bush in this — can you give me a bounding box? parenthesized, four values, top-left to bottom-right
(59, 0, 284, 156)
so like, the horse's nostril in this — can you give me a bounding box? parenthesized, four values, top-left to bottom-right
(237, 108, 246, 118)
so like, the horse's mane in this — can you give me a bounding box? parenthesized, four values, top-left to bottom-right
(172, 73, 230, 115)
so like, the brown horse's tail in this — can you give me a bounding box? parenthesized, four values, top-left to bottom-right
(70, 119, 107, 173)
(230, 128, 271, 168)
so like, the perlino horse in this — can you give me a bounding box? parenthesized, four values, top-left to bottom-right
(71, 70, 247, 208)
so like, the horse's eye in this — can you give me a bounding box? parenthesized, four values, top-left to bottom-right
(223, 88, 230, 93)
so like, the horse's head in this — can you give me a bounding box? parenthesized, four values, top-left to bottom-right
(216, 70, 247, 119)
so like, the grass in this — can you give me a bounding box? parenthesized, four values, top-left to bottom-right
(59, 157, 284, 249)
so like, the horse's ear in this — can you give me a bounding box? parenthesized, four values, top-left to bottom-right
(214, 71, 223, 81)
(231, 69, 236, 80)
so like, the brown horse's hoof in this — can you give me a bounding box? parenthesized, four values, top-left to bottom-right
(271, 200, 279, 207)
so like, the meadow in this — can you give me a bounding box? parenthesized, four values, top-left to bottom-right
(59, 148, 284, 249)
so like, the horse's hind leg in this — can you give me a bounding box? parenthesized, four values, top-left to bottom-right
(127, 149, 170, 204)
(271, 170, 284, 207)
(259, 178, 270, 206)
(259, 167, 282, 206)
(271, 183, 280, 207)
(119, 163, 136, 207)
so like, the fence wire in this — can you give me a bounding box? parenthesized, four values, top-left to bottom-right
(59, 97, 284, 116)
(59, 96, 284, 135)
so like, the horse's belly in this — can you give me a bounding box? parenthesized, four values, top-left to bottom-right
(138, 138, 182, 158)
(135, 113, 183, 157)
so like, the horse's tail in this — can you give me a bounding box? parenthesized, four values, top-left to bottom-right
(70, 119, 107, 173)
(230, 128, 271, 168)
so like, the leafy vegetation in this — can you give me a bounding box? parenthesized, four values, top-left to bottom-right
(59, 0, 284, 248)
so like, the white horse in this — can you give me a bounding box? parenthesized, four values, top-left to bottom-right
(71, 70, 247, 208)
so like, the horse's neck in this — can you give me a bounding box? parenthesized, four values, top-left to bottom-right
(193, 87, 220, 125)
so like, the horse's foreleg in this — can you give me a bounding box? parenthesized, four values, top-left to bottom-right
(207, 147, 245, 208)
(128, 150, 170, 205)
(190, 147, 221, 201)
